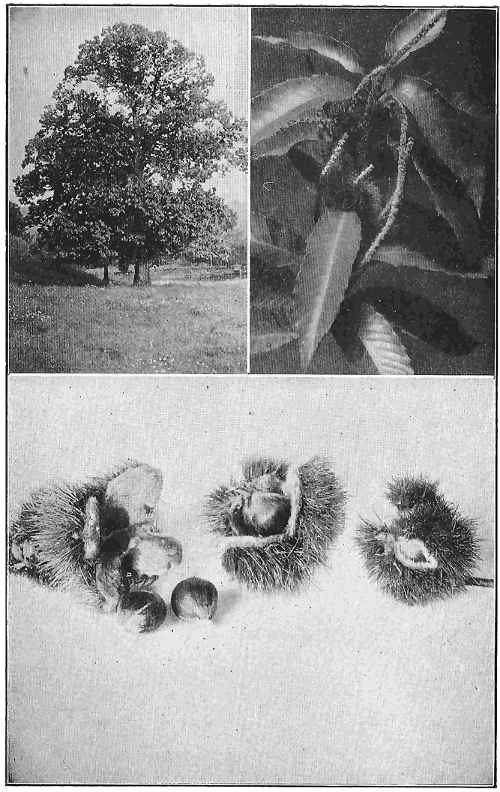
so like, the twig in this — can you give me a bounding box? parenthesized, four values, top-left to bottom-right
(465, 576, 494, 588)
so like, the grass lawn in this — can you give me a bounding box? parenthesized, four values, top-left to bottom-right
(9, 266, 247, 373)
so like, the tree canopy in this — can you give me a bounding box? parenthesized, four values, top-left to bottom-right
(15, 23, 246, 284)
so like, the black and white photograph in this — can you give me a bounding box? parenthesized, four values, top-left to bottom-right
(7, 375, 495, 784)
(250, 8, 495, 374)
(4, 3, 498, 789)
(8, 6, 248, 373)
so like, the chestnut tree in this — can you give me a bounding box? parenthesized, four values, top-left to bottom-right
(15, 23, 245, 285)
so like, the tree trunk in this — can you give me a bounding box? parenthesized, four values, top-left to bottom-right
(133, 257, 151, 286)
(103, 260, 109, 286)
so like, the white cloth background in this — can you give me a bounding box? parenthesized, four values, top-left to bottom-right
(8, 376, 495, 784)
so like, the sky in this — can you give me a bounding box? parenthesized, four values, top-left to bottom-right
(8, 6, 248, 223)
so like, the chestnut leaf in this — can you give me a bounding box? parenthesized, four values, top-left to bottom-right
(384, 9, 447, 67)
(357, 303, 413, 374)
(295, 209, 361, 370)
(390, 75, 486, 213)
(252, 75, 354, 146)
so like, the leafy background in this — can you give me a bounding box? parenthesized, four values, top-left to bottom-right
(251, 9, 495, 374)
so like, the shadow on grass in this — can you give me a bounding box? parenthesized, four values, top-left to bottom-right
(10, 256, 104, 287)
(9, 236, 104, 287)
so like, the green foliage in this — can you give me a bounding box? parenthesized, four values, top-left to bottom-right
(251, 9, 494, 373)
(15, 23, 245, 278)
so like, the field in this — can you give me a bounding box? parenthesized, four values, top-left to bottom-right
(9, 259, 247, 374)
